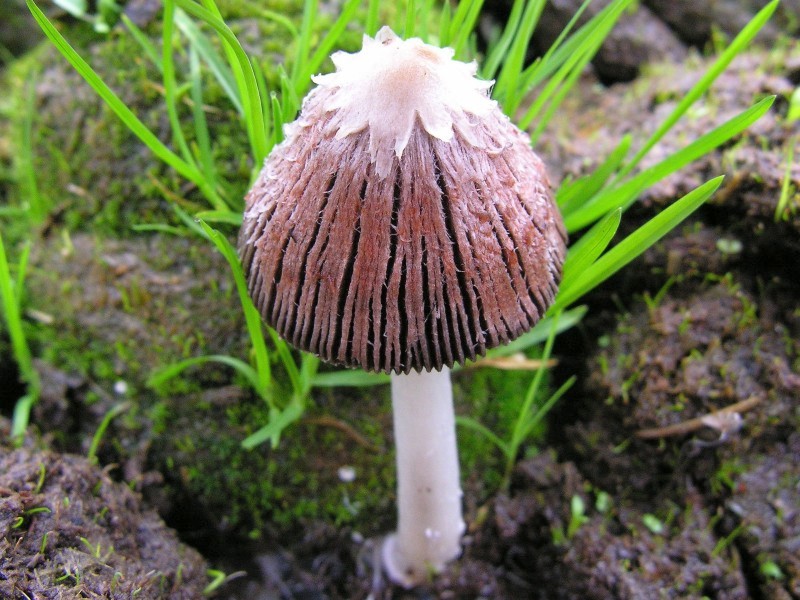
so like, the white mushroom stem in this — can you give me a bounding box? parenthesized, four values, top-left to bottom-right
(382, 367, 464, 587)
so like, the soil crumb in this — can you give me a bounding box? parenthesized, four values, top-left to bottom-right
(0, 426, 208, 599)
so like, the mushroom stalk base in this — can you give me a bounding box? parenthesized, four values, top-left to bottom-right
(383, 368, 464, 587)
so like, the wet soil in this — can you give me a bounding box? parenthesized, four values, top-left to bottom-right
(0, 422, 208, 599)
(2, 9, 800, 600)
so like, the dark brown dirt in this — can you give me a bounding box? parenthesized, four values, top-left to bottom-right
(555, 278, 800, 599)
(0, 420, 209, 599)
(215, 450, 769, 599)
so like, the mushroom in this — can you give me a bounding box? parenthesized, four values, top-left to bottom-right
(238, 26, 566, 586)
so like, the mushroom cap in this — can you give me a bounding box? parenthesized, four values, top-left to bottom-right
(239, 27, 567, 374)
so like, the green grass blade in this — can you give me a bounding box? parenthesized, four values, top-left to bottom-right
(298, 354, 321, 395)
(270, 92, 283, 147)
(0, 237, 29, 368)
(449, 0, 484, 59)
(0, 207, 29, 218)
(242, 399, 304, 449)
(0, 232, 39, 442)
(198, 220, 272, 402)
(121, 14, 162, 70)
(788, 87, 800, 123)
(52, 0, 88, 19)
(404, 0, 416, 38)
(19, 79, 45, 221)
(298, 0, 360, 95)
(437, 0, 452, 46)
(552, 177, 723, 312)
(519, 0, 628, 130)
(557, 135, 631, 213)
(504, 313, 562, 481)
(26, 0, 218, 203)
(517, 375, 576, 444)
(527, 50, 594, 144)
(618, 0, 779, 178)
(535, 0, 593, 70)
(456, 415, 512, 459)
(12, 395, 36, 441)
(485, 306, 587, 357)
(775, 138, 796, 222)
(87, 401, 131, 464)
(417, 0, 436, 42)
(174, 8, 243, 115)
(148, 354, 262, 393)
(255, 7, 299, 39)
(194, 209, 242, 225)
(130, 223, 188, 236)
(560, 208, 621, 291)
(162, 0, 196, 168)
(481, 0, 525, 81)
(519, 0, 618, 91)
(267, 329, 302, 399)
(182, 0, 268, 164)
(494, 0, 545, 111)
(504, 0, 606, 117)
(482, 0, 588, 85)
(365, 0, 380, 36)
(188, 47, 222, 202)
(292, 0, 317, 90)
(511, 0, 632, 127)
(277, 64, 300, 125)
(563, 96, 775, 231)
(14, 242, 31, 307)
(311, 370, 390, 387)
(253, 62, 275, 155)
(169, 203, 207, 237)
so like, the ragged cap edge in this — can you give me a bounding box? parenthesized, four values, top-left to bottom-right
(309, 26, 497, 178)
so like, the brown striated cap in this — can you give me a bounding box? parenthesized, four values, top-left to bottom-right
(239, 27, 567, 374)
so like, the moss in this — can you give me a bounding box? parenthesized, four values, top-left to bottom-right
(150, 383, 399, 539)
(26, 232, 248, 396)
(453, 370, 506, 491)
(4, 7, 299, 238)
(456, 356, 558, 496)
(143, 358, 535, 540)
